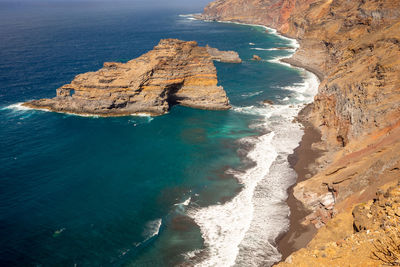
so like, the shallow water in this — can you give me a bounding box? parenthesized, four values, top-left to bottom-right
(0, 3, 317, 266)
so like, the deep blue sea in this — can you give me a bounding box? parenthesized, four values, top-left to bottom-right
(0, 2, 318, 266)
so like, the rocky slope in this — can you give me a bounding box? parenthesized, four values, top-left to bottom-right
(24, 39, 241, 116)
(200, 0, 400, 265)
(278, 182, 400, 266)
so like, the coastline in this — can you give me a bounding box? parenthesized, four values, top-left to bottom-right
(280, 58, 324, 82)
(187, 15, 323, 265)
(276, 104, 323, 260)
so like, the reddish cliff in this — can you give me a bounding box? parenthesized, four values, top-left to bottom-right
(199, 0, 314, 32)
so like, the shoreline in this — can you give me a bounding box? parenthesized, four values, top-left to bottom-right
(187, 15, 324, 265)
(280, 58, 324, 82)
(276, 104, 323, 260)
(203, 18, 326, 264)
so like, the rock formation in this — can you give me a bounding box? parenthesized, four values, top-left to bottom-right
(199, 0, 400, 265)
(206, 45, 242, 63)
(23, 39, 241, 116)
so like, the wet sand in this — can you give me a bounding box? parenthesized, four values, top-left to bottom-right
(276, 104, 324, 260)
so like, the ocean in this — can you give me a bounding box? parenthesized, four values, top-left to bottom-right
(0, 2, 318, 266)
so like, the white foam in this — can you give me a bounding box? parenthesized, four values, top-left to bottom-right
(252, 47, 276, 51)
(175, 197, 192, 206)
(3, 102, 156, 121)
(188, 132, 278, 267)
(251, 47, 295, 51)
(249, 43, 255, 46)
(213, 21, 299, 50)
(241, 91, 263, 98)
(179, 13, 201, 18)
(143, 219, 162, 241)
(268, 55, 292, 66)
(179, 14, 201, 21)
(3, 102, 41, 112)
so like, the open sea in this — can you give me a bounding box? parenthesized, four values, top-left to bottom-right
(0, 2, 318, 266)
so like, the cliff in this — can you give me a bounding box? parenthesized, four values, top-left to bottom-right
(198, 0, 315, 33)
(24, 39, 241, 116)
(201, 0, 400, 265)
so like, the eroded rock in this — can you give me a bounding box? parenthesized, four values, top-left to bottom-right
(24, 39, 241, 116)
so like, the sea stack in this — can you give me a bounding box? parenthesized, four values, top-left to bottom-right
(23, 39, 241, 116)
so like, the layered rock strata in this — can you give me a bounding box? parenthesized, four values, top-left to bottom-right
(200, 0, 400, 265)
(24, 39, 241, 116)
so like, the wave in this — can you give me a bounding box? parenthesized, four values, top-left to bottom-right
(251, 47, 275, 51)
(143, 219, 162, 242)
(175, 196, 192, 206)
(3, 102, 41, 112)
(178, 14, 201, 21)
(2, 103, 155, 122)
(179, 15, 298, 49)
(241, 91, 263, 98)
(251, 47, 295, 51)
(188, 131, 278, 266)
(212, 20, 299, 49)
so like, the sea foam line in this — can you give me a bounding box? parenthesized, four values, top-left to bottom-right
(3, 102, 155, 120)
(251, 47, 295, 51)
(143, 219, 162, 241)
(181, 14, 319, 267)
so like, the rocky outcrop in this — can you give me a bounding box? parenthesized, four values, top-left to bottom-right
(206, 45, 242, 63)
(24, 39, 241, 116)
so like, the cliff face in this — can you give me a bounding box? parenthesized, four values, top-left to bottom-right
(24, 39, 241, 116)
(200, 0, 315, 32)
(201, 0, 400, 264)
(287, 0, 400, 146)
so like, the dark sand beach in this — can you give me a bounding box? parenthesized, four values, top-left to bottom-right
(277, 105, 324, 259)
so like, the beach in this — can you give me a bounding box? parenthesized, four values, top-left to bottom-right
(277, 104, 322, 259)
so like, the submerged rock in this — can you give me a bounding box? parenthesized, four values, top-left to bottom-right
(252, 54, 261, 61)
(24, 39, 241, 116)
(206, 45, 242, 63)
(263, 99, 274, 105)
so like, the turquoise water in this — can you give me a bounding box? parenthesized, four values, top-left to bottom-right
(0, 2, 309, 266)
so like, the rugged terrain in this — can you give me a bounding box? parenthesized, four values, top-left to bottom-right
(24, 39, 241, 116)
(201, 0, 400, 265)
(279, 182, 400, 266)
